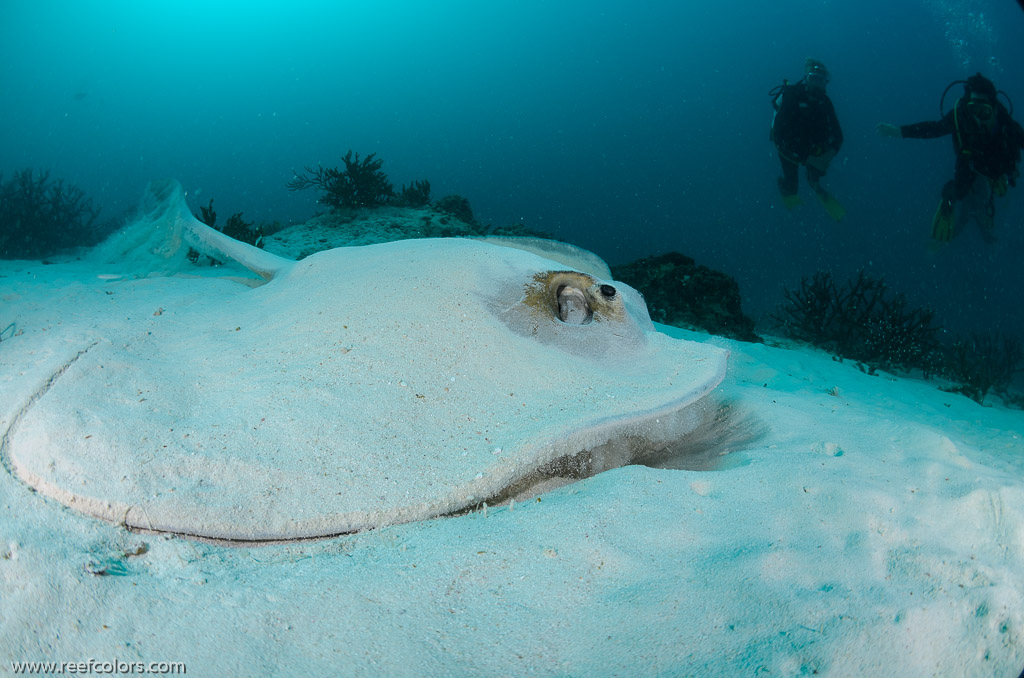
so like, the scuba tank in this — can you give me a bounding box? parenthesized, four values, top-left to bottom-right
(769, 78, 798, 142)
(769, 80, 791, 112)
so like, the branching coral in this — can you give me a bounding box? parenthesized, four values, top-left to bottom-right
(396, 179, 431, 207)
(287, 151, 395, 208)
(196, 199, 262, 244)
(191, 199, 264, 265)
(220, 212, 263, 247)
(772, 271, 941, 374)
(199, 199, 217, 227)
(774, 271, 1024, 404)
(941, 333, 1023, 403)
(0, 168, 107, 259)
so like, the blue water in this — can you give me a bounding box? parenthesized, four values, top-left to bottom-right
(2, 0, 1022, 338)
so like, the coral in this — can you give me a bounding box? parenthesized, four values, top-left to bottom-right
(220, 212, 264, 248)
(286, 151, 395, 208)
(773, 271, 1024, 405)
(611, 252, 761, 342)
(432, 194, 476, 226)
(772, 271, 941, 374)
(396, 180, 431, 207)
(0, 168, 108, 259)
(190, 200, 264, 264)
(199, 199, 216, 227)
(940, 333, 1023, 404)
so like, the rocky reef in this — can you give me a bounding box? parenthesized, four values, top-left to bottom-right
(611, 252, 761, 343)
(264, 204, 480, 259)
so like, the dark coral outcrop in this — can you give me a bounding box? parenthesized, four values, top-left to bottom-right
(432, 194, 476, 226)
(772, 270, 942, 375)
(0, 168, 109, 259)
(611, 252, 761, 342)
(771, 270, 1024, 405)
(286, 151, 396, 208)
(940, 332, 1022, 404)
(396, 180, 431, 208)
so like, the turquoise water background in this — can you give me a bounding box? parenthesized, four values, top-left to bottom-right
(1, 0, 1022, 338)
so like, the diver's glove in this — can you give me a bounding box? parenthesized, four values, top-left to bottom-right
(876, 123, 902, 138)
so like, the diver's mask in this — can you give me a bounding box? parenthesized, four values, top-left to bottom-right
(805, 65, 829, 89)
(967, 97, 994, 124)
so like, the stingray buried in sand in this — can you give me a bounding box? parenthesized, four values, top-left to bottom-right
(1, 180, 728, 542)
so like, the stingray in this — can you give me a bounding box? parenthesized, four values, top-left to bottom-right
(2, 179, 728, 543)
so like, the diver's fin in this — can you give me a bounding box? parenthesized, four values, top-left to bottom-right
(816, 191, 845, 222)
(931, 199, 954, 243)
(777, 176, 800, 210)
(781, 193, 802, 210)
(809, 183, 845, 222)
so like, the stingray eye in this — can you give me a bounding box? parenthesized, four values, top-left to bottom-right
(556, 285, 593, 325)
(599, 284, 617, 299)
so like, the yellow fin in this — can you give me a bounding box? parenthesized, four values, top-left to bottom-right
(931, 201, 954, 242)
(818, 193, 846, 222)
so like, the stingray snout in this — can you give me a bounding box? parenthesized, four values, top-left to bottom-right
(556, 284, 593, 324)
(555, 282, 619, 324)
(527, 271, 626, 326)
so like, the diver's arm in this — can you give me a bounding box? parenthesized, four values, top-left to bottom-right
(898, 111, 955, 139)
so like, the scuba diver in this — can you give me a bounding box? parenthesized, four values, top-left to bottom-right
(877, 72, 1024, 244)
(770, 58, 846, 221)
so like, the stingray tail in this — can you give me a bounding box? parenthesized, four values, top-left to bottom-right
(93, 179, 294, 280)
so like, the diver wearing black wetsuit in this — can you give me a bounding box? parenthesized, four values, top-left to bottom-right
(878, 73, 1024, 242)
(771, 59, 844, 221)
